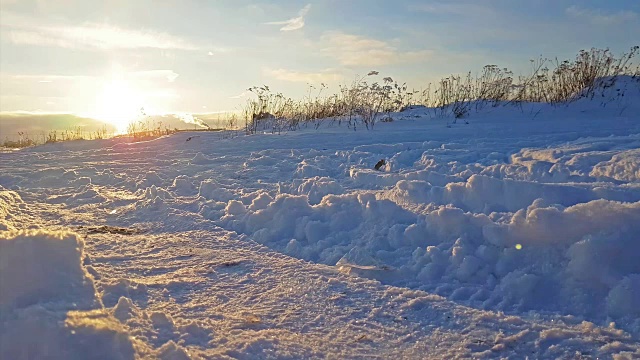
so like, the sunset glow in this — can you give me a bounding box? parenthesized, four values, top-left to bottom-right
(93, 79, 143, 133)
(1, 1, 639, 358)
(1, 1, 637, 117)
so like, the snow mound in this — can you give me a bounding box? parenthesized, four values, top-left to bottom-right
(221, 192, 415, 265)
(219, 181, 640, 326)
(607, 274, 640, 318)
(198, 179, 234, 202)
(190, 152, 216, 165)
(0, 189, 25, 231)
(158, 340, 192, 360)
(170, 175, 197, 196)
(137, 185, 172, 210)
(287, 176, 344, 205)
(0, 307, 150, 360)
(591, 148, 640, 182)
(0, 229, 100, 312)
(137, 171, 164, 188)
(48, 184, 107, 205)
(113, 296, 140, 322)
(101, 279, 149, 307)
(0, 229, 160, 359)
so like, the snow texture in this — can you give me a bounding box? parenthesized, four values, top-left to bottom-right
(1, 77, 640, 358)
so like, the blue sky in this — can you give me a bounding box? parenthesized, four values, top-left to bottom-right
(0, 0, 638, 124)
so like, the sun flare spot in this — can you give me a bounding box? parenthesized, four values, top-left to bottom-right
(94, 79, 144, 133)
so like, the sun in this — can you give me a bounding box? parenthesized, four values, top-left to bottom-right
(94, 79, 144, 133)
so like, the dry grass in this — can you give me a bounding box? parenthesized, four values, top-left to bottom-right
(3, 47, 638, 147)
(241, 47, 640, 133)
(2, 126, 114, 149)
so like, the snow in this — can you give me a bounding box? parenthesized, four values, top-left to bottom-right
(0, 229, 99, 312)
(1, 78, 640, 358)
(0, 229, 154, 359)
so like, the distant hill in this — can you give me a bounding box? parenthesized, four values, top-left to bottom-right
(0, 112, 221, 141)
(0, 112, 117, 140)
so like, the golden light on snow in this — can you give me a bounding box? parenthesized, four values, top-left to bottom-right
(94, 79, 144, 133)
(515, 244, 523, 250)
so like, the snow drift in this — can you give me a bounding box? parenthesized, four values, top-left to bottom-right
(0, 229, 152, 359)
(1, 75, 640, 357)
(0, 229, 99, 312)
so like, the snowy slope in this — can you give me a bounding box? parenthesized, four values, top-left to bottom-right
(1, 79, 640, 359)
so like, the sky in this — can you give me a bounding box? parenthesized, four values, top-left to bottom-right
(0, 0, 639, 128)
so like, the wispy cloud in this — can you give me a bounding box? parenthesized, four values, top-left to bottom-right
(321, 32, 432, 67)
(131, 70, 180, 83)
(566, 5, 638, 25)
(265, 4, 311, 31)
(0, 69, 180, 114)
(409, 2, 496, 17)
(1, 11, 200, 50)
(8, 25, 198, 50)
(1, 74, 93, 83)
(265, 68, 343, 83)
(2, 70, 179, 84)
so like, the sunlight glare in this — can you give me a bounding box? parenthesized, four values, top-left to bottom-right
(95, 79, 143, 133)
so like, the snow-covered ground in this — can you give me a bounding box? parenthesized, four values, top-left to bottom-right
(2, 81, 640, 359)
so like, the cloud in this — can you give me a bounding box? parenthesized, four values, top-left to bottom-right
(9, 25, 198, 50)
(131, 70, 179, 83)
(265, 4, 311, 31)
(0, 70, 180, 115)
(566, 5, 638, 25)
(3, 71, 179, 84)
(0, 74, 94, 102)
(1, 74, 93, 83)
(1, 11, 200, 50)
(409, 2, 496, 17)
(265, 68, 344, 83)
(321, 32, 433, 67)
